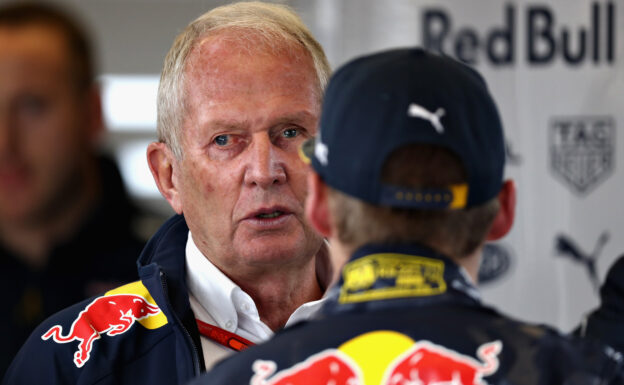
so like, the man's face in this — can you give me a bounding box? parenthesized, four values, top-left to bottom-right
(0, 25, 92, 226)
(172, 34, 323, 274)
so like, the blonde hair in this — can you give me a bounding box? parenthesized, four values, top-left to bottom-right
(157, 1, 331, 158)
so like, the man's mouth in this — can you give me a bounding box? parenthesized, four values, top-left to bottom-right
(256, 210, 284, 219)
(243, 207, 293, 229)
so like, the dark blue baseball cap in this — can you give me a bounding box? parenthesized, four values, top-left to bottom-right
(302, 48, 506, 209)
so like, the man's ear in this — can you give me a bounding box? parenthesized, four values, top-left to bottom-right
(487, 179, 516, 241)
(304, 172, 332, 238)
(147, 142, 183, 214)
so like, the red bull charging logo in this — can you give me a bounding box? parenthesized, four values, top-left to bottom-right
(251, 350, 362, 385)
(250, 331, 502, 385)
(384, 340, 501, 385)
(41, 281, 167, 368)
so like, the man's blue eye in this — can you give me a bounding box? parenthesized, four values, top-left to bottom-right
(214, 135, 229, 146)
(283, 128, 299, 138)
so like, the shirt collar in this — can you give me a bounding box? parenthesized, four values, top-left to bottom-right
(185, 231, 330, 337)
(185, 231, 240, 331)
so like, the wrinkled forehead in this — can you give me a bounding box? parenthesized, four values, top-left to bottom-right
(180, 29, 321, 117)
(193, 27, 306, 62)
(186, 28, 318, 88)
(200, 36, 308, 74)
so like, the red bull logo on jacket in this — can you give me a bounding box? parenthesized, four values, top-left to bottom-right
(41, 281, 167, 368)
(251, 350, 362, 385)
(384, 340, 502, 385)
(250, 331, 502, 385)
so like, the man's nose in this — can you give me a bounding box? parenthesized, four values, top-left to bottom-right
(243, 134, 287, 188)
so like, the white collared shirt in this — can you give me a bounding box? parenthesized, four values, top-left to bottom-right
(185, 231, 328, 370)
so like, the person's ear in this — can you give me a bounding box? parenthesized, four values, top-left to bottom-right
(487, 179, 516, 241)
(305, 172, 332, 238)
(147, 142, 183, 214)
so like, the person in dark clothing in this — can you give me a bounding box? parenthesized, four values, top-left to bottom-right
(0, 2, 147, 374)
(189, 48, 624, 385)
(577, 254, 624, 354)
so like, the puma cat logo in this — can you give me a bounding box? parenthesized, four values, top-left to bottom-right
(407, 103, 446, 134)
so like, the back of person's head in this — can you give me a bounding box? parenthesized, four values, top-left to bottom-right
(305, 48, 506, 259)
(157, 1, 330, 159)
(327, 145, 500, 258)
(0, 1, 94, 93)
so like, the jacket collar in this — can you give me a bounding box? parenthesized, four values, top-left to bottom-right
(137, 214, 190, 317)
(322, 243, 481, 315)
(137, 214, 205, 373)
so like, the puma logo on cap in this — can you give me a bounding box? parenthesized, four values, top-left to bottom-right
(408, 103, 446, 134)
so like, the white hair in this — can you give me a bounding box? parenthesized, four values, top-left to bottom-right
(157, 1, 331, 159)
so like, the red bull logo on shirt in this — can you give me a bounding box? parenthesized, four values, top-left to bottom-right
(251, 331, 502, 385)
(41, 281, 167, 368)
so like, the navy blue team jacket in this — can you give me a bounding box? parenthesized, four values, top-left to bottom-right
(3, 215, 205, 385)
(190, 243, 624, 385)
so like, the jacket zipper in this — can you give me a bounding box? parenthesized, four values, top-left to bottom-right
(159, 270, 201, 377)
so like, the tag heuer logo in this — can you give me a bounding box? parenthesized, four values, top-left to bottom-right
(550, 116, 615, 194)
(478, 243, 512, 285)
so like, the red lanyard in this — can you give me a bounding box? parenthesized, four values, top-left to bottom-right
(195, 319, 255, 352)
